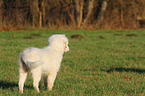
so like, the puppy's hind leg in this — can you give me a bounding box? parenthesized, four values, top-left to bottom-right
(47, 72, 57, 91)
(18, 57, 28, 93)
(19, 72, 27, 93)
(31, 68, 41, 93)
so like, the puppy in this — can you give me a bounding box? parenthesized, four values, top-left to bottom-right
(18, 34, 69, 93)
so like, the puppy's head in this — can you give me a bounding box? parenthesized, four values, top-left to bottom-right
(48, 34, 69, 52)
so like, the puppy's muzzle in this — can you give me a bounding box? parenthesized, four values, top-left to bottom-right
(64, 45, 69, 52)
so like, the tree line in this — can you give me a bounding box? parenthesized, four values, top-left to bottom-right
(0, 0, 145, 29)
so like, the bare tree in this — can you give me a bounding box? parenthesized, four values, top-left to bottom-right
(71, 0, 94, 28)
(143, 0, 145, 19)
(29, 0, 39, 28)
(75, 0, 80, 26)
(39, 0, 43, 28)
(0, 0, 3, 26)
(42, 0, 47, 26)
(38, 0, 47, 28)
(74, 0, 84, 27)
(0, 0, 145, 29)
(96, 0, 108, 27)
(82, 0, 94, 27)
(77, 0, 84, 28)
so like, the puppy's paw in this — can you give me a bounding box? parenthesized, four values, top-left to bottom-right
(19, 89, 23, 94)
(47, 85, 53, 91)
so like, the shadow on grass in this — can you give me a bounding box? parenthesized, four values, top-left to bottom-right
(106, 68, 145, 73)
(0, 81, 18, 89)
(0, 81, 33, 89)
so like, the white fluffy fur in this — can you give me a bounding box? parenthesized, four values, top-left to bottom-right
(18, 34, 69, 93)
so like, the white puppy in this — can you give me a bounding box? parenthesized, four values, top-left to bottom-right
(18, 34, 69, 93)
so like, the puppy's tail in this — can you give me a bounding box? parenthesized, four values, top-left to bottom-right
(20, 53, 44, 70)
(26, 60, 44, 70)
(18, 53, 29, 71)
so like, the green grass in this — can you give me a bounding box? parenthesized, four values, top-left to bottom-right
(0, 29, 145, 96)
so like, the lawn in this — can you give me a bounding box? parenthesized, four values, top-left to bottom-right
(0, 29, 145, 96)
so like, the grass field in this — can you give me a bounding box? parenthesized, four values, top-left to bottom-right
(0, 29, 145, 96)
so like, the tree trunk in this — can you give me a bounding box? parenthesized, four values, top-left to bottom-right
(39, 11, 42, 28)
(68, 12, 76, 26)
(42, 0, 46, 27)
(143, 0, 145, 19)
(0, 0, 3, 26)
(75, 0, 80, 26)
(83, 0, 94, 26)
(29, 0, 39, 28)
(77, 0, 84, 28)
(96, 0, 108, 27)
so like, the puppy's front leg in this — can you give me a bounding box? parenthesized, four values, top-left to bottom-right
(47, 72, 57, 90)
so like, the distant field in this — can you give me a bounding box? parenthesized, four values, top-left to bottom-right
(0, 29, 145, 95)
